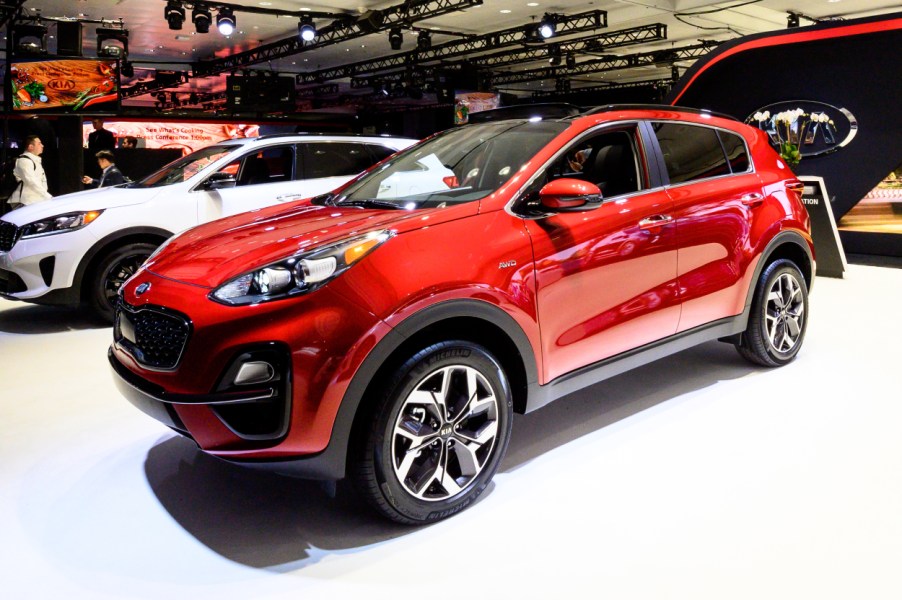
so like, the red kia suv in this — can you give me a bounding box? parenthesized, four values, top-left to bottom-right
(110, 106, 813, 524)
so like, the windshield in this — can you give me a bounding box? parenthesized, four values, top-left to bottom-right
(330, 120, 568, 209)
(132, 144, 239, 188)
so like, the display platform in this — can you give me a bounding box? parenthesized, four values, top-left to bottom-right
(2, 265, 901, 599)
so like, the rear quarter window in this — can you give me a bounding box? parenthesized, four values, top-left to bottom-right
(653, 122, 730, 184)
(717, 130, 751, 173)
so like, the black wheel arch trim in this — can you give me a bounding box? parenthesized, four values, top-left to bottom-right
(234, 299, 540, 481)
(74, 226, 174, 300)
(741, 230, 814, 318)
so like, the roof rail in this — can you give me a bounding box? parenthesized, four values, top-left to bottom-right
(253, 132, 405, 141)
(578, 103, 739, 122)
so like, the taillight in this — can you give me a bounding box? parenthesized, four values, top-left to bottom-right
(442, 175, 459, 188)
(785, 181, 805, 195)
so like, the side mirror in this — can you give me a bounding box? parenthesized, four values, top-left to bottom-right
(205, 171, 237, 190)
(538, 178, 603, 212)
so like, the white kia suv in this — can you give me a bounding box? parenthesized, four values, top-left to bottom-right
(0, 134, 416, 321)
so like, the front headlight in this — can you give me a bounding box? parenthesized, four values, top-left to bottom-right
(211, 230, 394, 306)
(20, 211, 104, 239)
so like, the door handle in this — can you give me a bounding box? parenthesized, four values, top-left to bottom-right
(638, 214, 673, 229)
(741, 193, 764, 207)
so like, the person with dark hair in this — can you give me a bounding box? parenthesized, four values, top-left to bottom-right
(87, 118, 116, 153)
(120, 136, 138, 149)
(82, 150, 127, 188)
(9, 135, 52, 207)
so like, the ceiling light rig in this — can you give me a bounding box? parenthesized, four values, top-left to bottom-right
(538, 14, 556, 39)
(388, 26, 403, 50)
(165, 1, 186, 30)
(217, 6, 236, 35)
(416, 29, 431, 52)
(298, 15, 316, 42)
(192, 5, 212, 34)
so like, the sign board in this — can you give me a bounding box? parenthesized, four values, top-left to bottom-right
(799, 175, 847, 278)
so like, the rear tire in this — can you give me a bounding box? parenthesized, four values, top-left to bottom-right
(88, 242, 157, 323)
(353, 340, 513, 524)
(736, 259, 808, 367)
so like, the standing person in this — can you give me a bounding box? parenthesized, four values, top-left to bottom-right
(120, 136, 138, 149)
(9, 135, 52, 208)
(87, 118, 116, 153)
(82, 150, 127, 188)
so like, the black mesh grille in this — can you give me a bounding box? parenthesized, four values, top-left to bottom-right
(115, 303, 191, 370)
(0, 221, 19, 252)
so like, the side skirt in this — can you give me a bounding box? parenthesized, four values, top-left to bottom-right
(525, 315, 747, 413)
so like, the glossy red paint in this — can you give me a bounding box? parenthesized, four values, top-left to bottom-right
(111, 106, 813, 474)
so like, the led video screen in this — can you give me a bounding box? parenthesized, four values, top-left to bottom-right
(9, 58, 120, 113)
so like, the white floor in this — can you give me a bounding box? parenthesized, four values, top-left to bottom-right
(2, 264, 901, 599)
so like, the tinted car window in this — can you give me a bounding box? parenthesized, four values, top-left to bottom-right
(548, 128, 644, 197)
(236, 145, 294, 186)
(304, 142, 374, 178)
(653, 122, 729, 184)
(718, 130, 751, 173)
(366, 144, 398, 163)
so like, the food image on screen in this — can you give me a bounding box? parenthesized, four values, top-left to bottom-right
(10, 59, 119, 112)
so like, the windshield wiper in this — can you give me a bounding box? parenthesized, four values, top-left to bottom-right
(339, 199, 407, 210)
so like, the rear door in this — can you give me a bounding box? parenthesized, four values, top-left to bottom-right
(651, 121, 762, 331)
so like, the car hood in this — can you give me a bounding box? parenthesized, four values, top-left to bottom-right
(1, 186, 161, 226)
(144, 201, 477, 288)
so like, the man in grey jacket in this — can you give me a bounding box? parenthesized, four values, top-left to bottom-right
(9, 135, 52, 208)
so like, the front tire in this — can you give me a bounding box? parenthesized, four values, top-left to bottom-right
(736, 259, 809, 367)
(88, 242, 157, 323)
(354, 341, 513, 524)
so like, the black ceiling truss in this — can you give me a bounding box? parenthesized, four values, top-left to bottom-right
(192, 0, 484, 78)
(487, 41, 719, 88)
(0, 0, 29, 32)
(530, 78, 672, 99)
(298, 9, 607, 85)
(349, 23, 666, 90)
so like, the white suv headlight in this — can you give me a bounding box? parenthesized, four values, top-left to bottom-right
(210, 230, 393, 306)
(20, 211, 104, 239)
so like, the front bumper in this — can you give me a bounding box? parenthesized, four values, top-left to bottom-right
(0, 226, 96, 304)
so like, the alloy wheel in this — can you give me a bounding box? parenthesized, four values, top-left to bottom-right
(764, 272, 805, 353)
(391, 364, 500, 502)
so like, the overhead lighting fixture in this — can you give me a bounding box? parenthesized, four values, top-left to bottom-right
(97, 27, 129, 59)
(538, 14, 556, 39)
(787, 12, 800, 28)
(298, 15, 316, 42)
(548, 44, 561, 66)
(217, 7, 236, 36)
(388, 26, 403, 50)
(416, 30, 431, 51)
(566, 53, 576, 69)
(13, 23, 48, 55)
(192, 5, 212, 34)
(165, 1, 186, 31)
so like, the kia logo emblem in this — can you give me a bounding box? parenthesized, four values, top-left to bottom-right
(745, 100, 858, 159)
(135, 282, 151, 297)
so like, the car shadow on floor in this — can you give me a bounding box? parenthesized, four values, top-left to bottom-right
(0, 302, 107, 333)
(143, 340, 759, 570)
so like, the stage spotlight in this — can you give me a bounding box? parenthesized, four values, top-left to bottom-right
(298, 15, 316, 42)
(566, 53, 576, 69)
(13, 23, 48, 54)
(192, 5, 212, 34)
(417, 30, 431, 51)
(165, 1, 186, 31)
(97, 27, 129, 59)
(548, 44, 561, 66)
(538, 14, 556, 39)
(217, 7, 236, 36)
(388, 27, 403, 50)
(787, 12, 800, 28)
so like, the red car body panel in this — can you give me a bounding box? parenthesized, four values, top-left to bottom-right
(111, 106, 814, 473)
